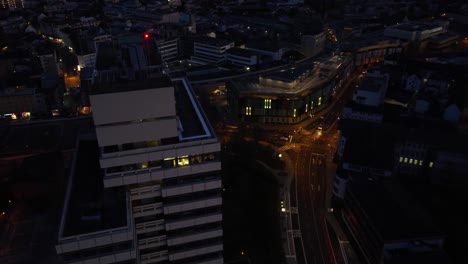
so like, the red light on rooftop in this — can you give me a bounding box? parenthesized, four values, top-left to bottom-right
(144, 33, 149, 39)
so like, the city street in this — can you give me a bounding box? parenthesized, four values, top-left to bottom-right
(290, 146, 328, 264)
(193, 66, 363, 264)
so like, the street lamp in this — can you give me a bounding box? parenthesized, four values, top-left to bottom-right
(278, 153, 282, 158)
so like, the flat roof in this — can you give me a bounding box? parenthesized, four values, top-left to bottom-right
(226, 47, 256, 57)
(173, 78, 214, 141)
(194, 36, 233, 47)
(389, 22, 442, 32)
(62, 138, 127, 237)
(246, 41, 282, 52)
(348, 179, 444, 242)
(95, 39, 162, 71)
(92, 76, 173, 95)
(264, 64, 312, 83)
(358, 75, 386, 92)
(231, 55, 351, 99)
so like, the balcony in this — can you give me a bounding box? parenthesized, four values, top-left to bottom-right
(103, 162, 221, 188)
(165, 213, 222, 231)
(167, 228, 223, 247)
(163, 197, 222, 215)
(162, 178, 221, 197)
(136, 219, 165, 235)
(130, 185, 162, 200)
(138, 235, 166, 250)
(133, 202, 163, 218)
(100, 139, 219, 166)
(140, 250, 169, 264)
(56, 226, 134, 255)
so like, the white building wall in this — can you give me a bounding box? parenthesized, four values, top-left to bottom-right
(96, 118, 178, 146)
(90, 87, 176, 126)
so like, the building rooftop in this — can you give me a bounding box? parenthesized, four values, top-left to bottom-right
(173, 78, 214, 141)
(95, 38, 162, 71)
(348, 178, 444, 242)
(389, 22, 442, 32)
(226, 47, 257, 57)
(359, 75, 387, 92)
(264, 64, 312, 83)
(194, 36, 233, 47)
(92, 75, 173, 95)
(231, 55, 352, 99)
(246, 41, 283, 52)
(62, 137, 128, 237)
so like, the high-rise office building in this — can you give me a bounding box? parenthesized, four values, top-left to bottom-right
(56, 36, 223, 264)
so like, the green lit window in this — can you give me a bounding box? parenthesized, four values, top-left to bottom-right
(404, 158, 408, 163)
(419, 160, 423, 166)
(318, 97, 322, 106)
(305, 104, 308, 113)
(399, 157, 403, 163)
(264, 99, 272, 109)
(311, 101, 314, 110)
(429, 162, 434, 168)
(409, 159, 413, 164)
(293, 109, 297, 117)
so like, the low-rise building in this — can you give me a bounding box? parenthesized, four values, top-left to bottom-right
(301, 31, 326, 57)
(384, 22, 446, 42)
(343, 70, 389, 123)
(227, 54, 353, 124)
(225, 48, 258, 67)
(190, 37, 234, 65)
(244, 41, 285, 61)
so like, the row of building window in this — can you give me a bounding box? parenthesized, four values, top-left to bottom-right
(258, 97, 322, 112)
(248, 97, 322, 117)
(106, 153, 217, 174)
(398, 157, 434, 167)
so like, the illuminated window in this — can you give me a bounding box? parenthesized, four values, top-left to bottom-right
(264, 99, 272, 109)
(429, 162, 434, 168)
(399, 157, 404, 163)
(139, 162, 148, 169)
(305, 104, 308, 113)
(419, 160, 423, 166)
(245, 106, 252, 116)
(177, 156, 189, 166)
(293, 109, 297, 117)
(409, 159, 413, 164)
(311, 101, 314, 109)
(318, 97, 322, 106)
(404, 158, 408, 163)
